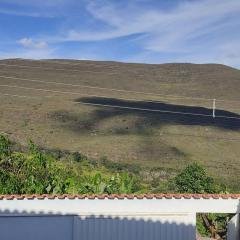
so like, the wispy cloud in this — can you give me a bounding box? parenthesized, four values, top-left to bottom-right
(1, 0, 240, 67)
(17, 38, 47, 49)
(64, 0, 240, 49)
(79, 0, 240, 67)
(0, 47, 57, 60)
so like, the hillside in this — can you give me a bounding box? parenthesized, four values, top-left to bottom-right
(0, 59, 239, 190)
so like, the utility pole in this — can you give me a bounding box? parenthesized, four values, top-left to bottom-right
(212, 99, 216, 118)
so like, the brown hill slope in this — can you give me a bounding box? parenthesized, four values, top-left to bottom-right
(0, 59, 239, 189)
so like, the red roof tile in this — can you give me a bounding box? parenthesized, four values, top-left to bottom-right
(0, 194, 240, 200)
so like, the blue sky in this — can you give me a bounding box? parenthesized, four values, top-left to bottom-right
(0, 0, 240, 68)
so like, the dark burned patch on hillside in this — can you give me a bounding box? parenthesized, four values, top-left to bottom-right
(48, 107, 187, 162)
(137, 137, 187, 161)
(74, 97, 240, 131)
(48, 110, 95, 132)
(48, 109, 151, 135)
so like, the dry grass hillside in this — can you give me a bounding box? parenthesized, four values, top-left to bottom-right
(0, 59, 239, 189)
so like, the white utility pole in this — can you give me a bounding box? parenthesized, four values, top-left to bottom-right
(212, 99, 216, 118)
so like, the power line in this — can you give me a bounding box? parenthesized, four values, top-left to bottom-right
(18, 59, 121, 68)
(0, 126, 239, 142)
(0, 84, 210, 108)
(6, 58, 125, 70)
(78, 100, 239, 120)
(0, 74, 207, 101)
(217, 114, 240, 120)
(0, 74, 214, 104)
(0, 92, 52, 99)
(0, 62, 117, 75)
(0, 63, 240, 103)
(0, 90, 239, 120)
(158, 131, 240, 142)
(76, 101, 214, 117)
(1, 74, 240, 104)
(0, 93, 240, 142)
(75, 101, 240, 120)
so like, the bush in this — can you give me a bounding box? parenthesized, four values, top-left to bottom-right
(174, 163, 223, 194)
(79, 172, 144, 194)
(99, 156, 141, 174)
(72, 152, 88, 162)
(0, 136, 73, 194)
(0, 135, 145, 195)
(0, 134, 11, 157)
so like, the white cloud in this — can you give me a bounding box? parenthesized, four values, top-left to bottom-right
(3, 0, 240, 67)
(0, 47, 57, 60)
(69, 0, 240, 47)
(17, 38, 48, 49)
(59, 0, 240, 67)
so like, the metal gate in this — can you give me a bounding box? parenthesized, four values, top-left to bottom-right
(0, 214, 195, 240)
(0, 215, 73, 240)
(73, 214, 195, 240)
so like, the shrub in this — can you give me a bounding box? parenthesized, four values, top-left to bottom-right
(100, 156, 141, 174)
(72, 152, 88, 162)
(174, 163, 222, 193)
(0, 134, 11, 157)
(0, 135, 145, 195)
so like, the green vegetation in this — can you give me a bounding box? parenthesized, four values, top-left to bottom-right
(0, 59, 238, 240)
(173, 162, 230, 238)
(197, 213, 233, 239)
(0, 134, 233, 238)
(174, 163, 226, 194)
(0, 134, 228, 195)
(0, 134, 145, 194)
(1, 59, 240, 192)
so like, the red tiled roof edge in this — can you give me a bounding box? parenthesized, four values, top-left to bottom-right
(0, 194, 240, 200)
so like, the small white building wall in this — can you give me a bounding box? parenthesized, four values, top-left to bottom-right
(0, 198, 240, 240)
(0, 198, 239, 216)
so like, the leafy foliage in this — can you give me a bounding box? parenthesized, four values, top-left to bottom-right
(174, 163, 223, 193)
(0, 135, 11, 157)
(0, 134, 233, 238)
(0, 134, 143, 195)
(197, 213, 234, 239)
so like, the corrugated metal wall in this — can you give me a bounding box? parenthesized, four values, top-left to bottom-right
(0, 214, 195, 240)
(227, 214, 240, 240)
(73, 215, 195, 240)
(0, 216, 73, 240)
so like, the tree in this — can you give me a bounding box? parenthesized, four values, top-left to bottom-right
(174, 163, 218, 193)
(174, 163, 230, 238)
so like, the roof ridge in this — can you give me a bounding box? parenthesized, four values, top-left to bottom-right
(0, 194, 240, 200)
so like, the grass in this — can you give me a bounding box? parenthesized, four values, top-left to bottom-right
(0, 59, 239, 190)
